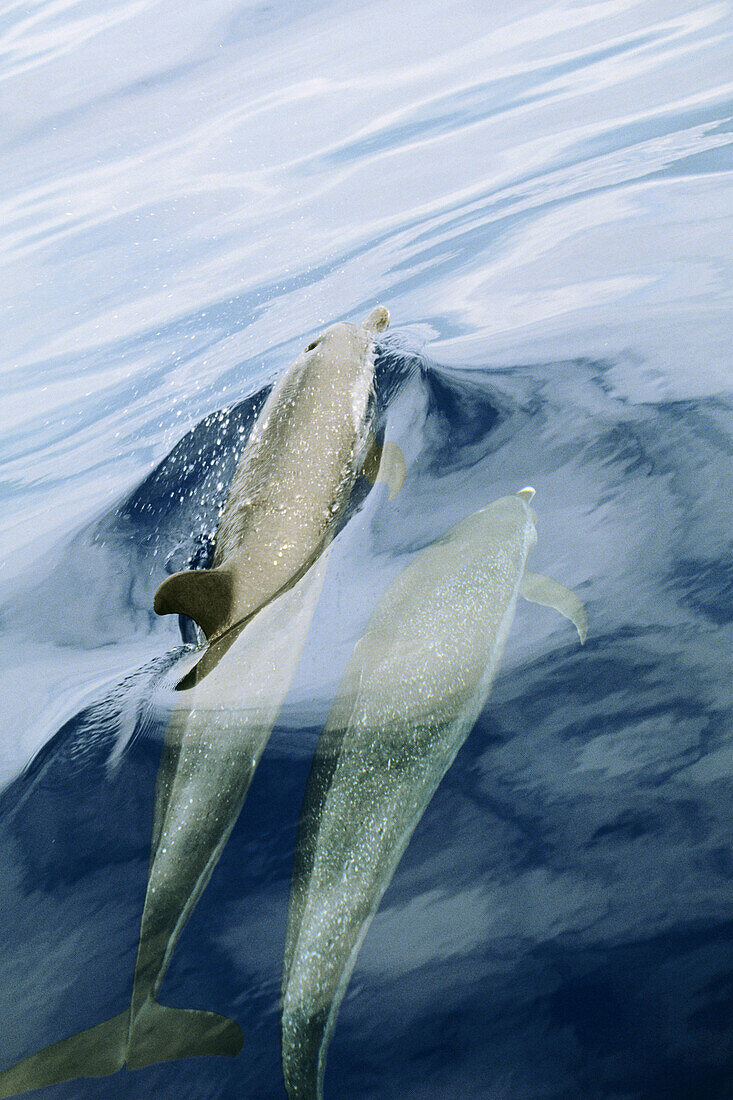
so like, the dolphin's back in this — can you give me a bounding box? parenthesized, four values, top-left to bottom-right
(154, 319, 378, 661)
(214, 335, 372, 566)
(339, 499, 535, 723)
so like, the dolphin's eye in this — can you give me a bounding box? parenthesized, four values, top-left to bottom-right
(305, 338, 321, 353)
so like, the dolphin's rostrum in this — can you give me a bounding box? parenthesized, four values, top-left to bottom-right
(280, 488, 586, 1100)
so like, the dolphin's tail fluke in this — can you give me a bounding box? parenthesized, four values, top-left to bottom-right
(0, 1002, 243, 1098)
(0, 1010, 129, 1098)
(126, 1000, 243, 1069)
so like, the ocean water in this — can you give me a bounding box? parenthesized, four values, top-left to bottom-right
(1, 1, 731, 1097)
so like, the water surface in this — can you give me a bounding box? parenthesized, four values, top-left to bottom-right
(1, 1, 731, 1097)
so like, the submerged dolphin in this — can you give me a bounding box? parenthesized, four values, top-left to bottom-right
(280, 488, 586, 1099)
(154, 306, 404, 689)
(0, 555, 331, 1098)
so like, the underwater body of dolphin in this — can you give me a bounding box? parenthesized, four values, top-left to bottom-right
(280, 488, 586, 1100)
(154, 306, 403, 689)
(0, 556, 330, 1099)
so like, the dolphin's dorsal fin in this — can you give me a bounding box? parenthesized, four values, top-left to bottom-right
(519, 570, 587, 643)
(153, 567, 233, 641)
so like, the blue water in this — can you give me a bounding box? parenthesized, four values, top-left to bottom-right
(1, 1, 731, 1096)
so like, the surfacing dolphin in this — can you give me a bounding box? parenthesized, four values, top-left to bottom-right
(154, 306, 404, 689)
(280, 488, 586, 1100)
(0, 555, 331, 1099)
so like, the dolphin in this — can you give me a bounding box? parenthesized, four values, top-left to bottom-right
(280, 488, 586, 1100)
(154, 306, 404, 689)
(0, 554, 331, 1098)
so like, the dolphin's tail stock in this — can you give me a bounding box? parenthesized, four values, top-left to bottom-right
(173, 616, 250, 691)
(0, 1000, 243, 1098)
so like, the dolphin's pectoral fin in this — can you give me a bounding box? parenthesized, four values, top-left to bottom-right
(375, 442, 406, 500)
(0, 1010, 129, 1098)
(362, 435, 406, 501)
(520, 570, 587, 644)
(154, 567, 233, 641)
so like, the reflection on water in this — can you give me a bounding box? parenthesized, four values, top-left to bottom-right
(0, 0, 731, 1097)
